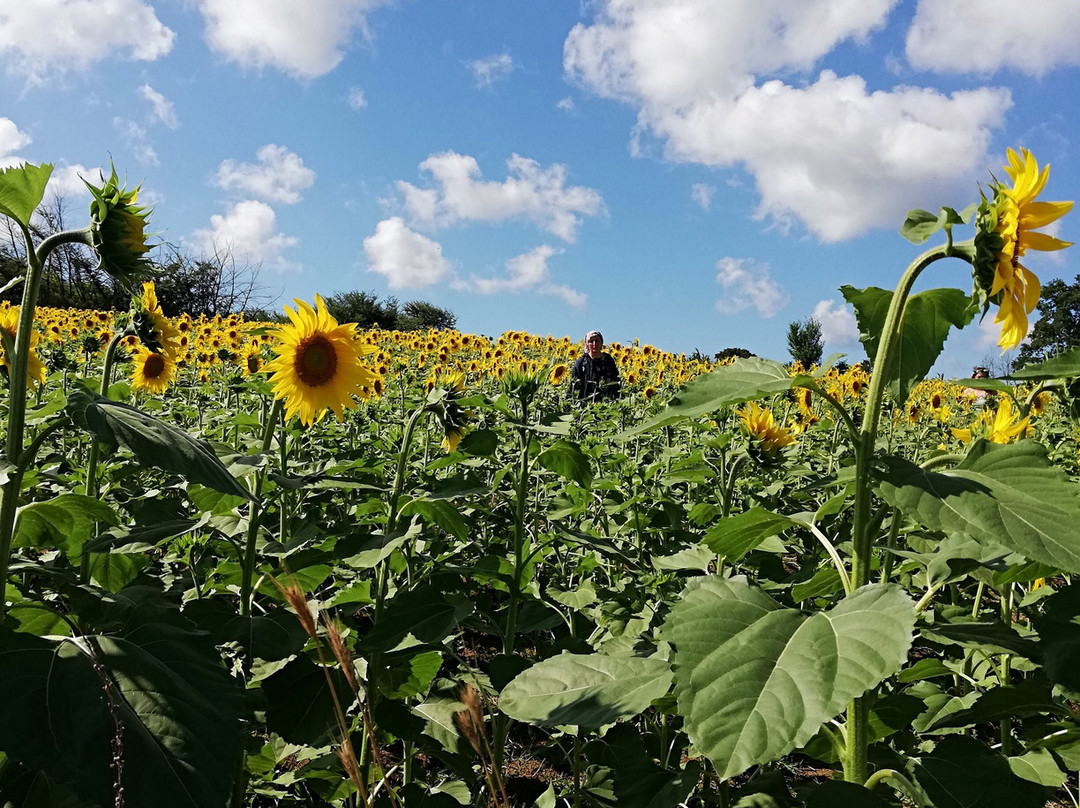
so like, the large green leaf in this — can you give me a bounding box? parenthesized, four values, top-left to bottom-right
(14, 494, 120, 553)
(617, 358, 800, 437)
(499, 652, 673, 728)
(0, 621, 243, 808)
(702, 508, 797, 562)
(358, 586, 473, 654)
(262, 655, 355, 746)
(878, 440, 1080, 573)
(908, 736, 1048, 808)
(1033, 583, 1080, 697)
(663, 577, 914, 780)
(0, 162, 53, 227)
(536, 439, 593, 488)
(842, 286, 975, 404)
(1009, 347, 1080, 380)
(66, 388, 252, 499)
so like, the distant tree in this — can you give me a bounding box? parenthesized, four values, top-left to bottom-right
(1016, 275, 1080, 367)
(324, 290, 401, 329)
(978, 349, 1017, 378)
(152, 244, 271, 317)
(399, 299, 457, 331)
(787, 317, 824, 368)
(714, 347, 755, 362)
(242, 307, 286, 324)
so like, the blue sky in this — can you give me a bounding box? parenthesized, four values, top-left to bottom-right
(2, 0, 1078, 376)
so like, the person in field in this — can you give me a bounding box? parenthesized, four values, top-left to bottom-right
(568, 330, 621, 402)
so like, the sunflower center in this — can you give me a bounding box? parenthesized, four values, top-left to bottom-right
(144, 352, 167, 379)
(247, 354, 261, 374)
(294, 335, 338, 387)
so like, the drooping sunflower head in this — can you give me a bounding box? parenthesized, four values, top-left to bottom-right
(132, 281, 180, 358)
(736, 400, 795, 458)
(131, 345, 177, 395)
(263, 294, 377, 426)
(973, 148, 1074, 351)
(85, 164, 155, 284)
(427, 371, 474, 452)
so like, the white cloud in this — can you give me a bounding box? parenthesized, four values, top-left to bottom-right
(140, 84, 178, 129)
(190, 200, 298, 270)
(364, 216, 452, 289)
(811, 299, 860, 346)
(556, 97, 575, 112)
(907, 0, 1080, 76)
(347, 85, 367, 110)
(397, 151, 605, 242)
(45, 164, 99, 201)
(455, 244, 586, 309)
(564, 0, 1010, 242)
(714, 256, 787, 318)
(468, 51, 514, 87)
(198, 0, 383, 79)
(691, 182, 714, 210)
(0, 117, 31, 167)
(215, 144, 315, 204)
(113, 117, 157, 165)
(0, 0, 173, 83)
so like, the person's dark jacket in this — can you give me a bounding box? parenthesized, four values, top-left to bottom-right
(567, 352, 621, 402)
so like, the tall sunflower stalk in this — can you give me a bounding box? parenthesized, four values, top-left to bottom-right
(0, 163, 150, 617)
(843, 148, 1072, 785)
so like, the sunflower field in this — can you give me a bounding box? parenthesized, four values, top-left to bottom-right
(4, 153, 1080, 808)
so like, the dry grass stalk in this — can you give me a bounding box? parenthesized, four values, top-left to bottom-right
(454, 683, 510, 808)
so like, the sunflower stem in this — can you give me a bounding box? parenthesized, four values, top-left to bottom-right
(240, 397, 284, 617)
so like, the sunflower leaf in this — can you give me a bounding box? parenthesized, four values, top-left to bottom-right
(842, 286, 975, 404)
(65, 387, 253, 500)
(1008, 346, 1080, 380)
(0, 162, 53, 227)
(878, 440, 1080, 573)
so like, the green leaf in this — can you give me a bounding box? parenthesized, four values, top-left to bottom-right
(499, 652, 674, 728)
(1033, 583, 1080, 696)
(663, 577, 914, 780)
(899, 205, 972, 244)
(702, 508, 797, 562)
(842, 286, 975, 404)
(262, 655, 355, 746)
(0, 621, 243, 808)
(458, 428, 498, 456)
(383, 649, 442, 699)
(536, 439, 593, 488)
(594, 724, 701, 808)
(803, 781, 893, 808)
(1009, 346, 1080, 380)
(0, 162, 53, 227)
(14, 494, 120, 553)
(618, 358, 800, 437)
(878, 440, 1080, 573)
(1009, 749, 1067, 787)
(358, 587, 473, 654)
(399, 498, 469, 542)
(927, 679, 1061, 730)
(65, 388, 252, 500)
(909, 736, 1048, 808)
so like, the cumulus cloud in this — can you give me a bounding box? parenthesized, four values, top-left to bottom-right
(347, 85, 367, 110)
(811, 299, 860, 346)
(556, 97, 575, 112)
(45, 164, 100, 201)
(215, 145, 315, 204)
(564, 0, 1010, 242)
(397, 151, 605, 242)
(468, 51, 514, 87)
(198, 0, 383, 79)
(691, 182, 714, 210)
(714, 256, 787, 318)
(0, 0, 173, 83)
(113, 117, 157, 166)
(0, 117, 31, 167)
(190, 200, 299, 270)
(364, 216, 452, 289)
(455, 245, 586, 309)
(907, 0, 1080, 76)
(140, 84, 178, 128)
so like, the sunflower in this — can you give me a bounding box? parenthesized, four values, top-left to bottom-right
(951, 397, 1031, 445)
(0, 305, 47, 388)
(974, 148, 1073, 350)
(263, 295, 377, 426)
(133, 281, 180, 358)
(642, 385, 657, 400)
(85, 164, 154, 284)
(736, 401, 795, 456)
(427, 371, 474, 452)
(548, 363, 569, 386)
(131, 346, 177, 394)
